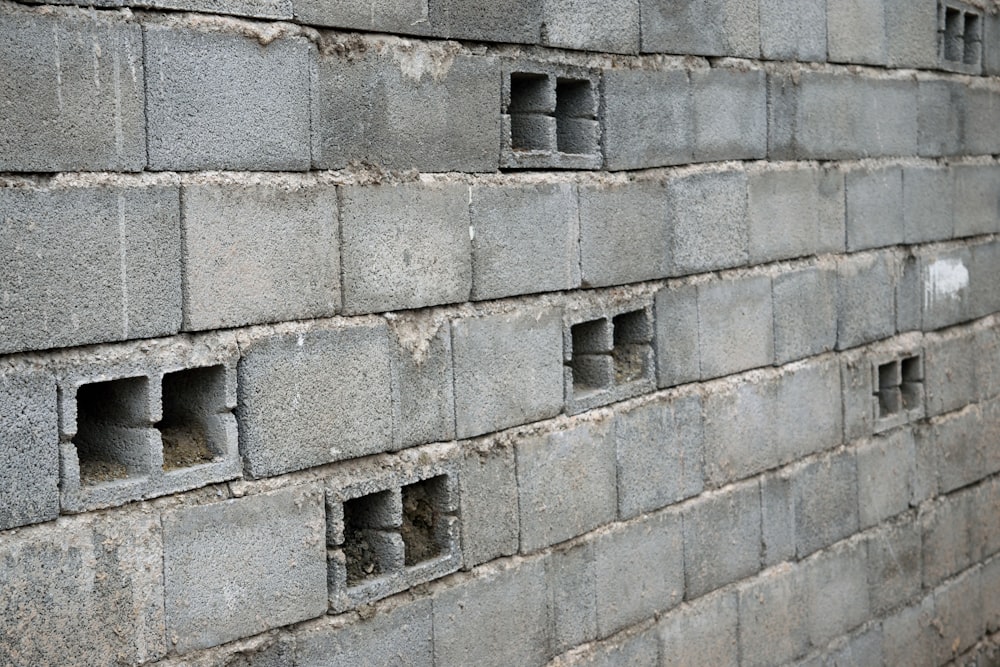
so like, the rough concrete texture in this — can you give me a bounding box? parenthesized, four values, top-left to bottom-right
(654, 283, 701, 387)
(826, 0, 888, 65)
(918, 79, 964, 157)
(758, 0, 826, 61)
(659, 591, 738, 667)
(640, 0, 760, 57)
(697, 274, 774, 379)
(836, 252, 896, 350)
(388, 315, 456, 449)
(541, 0, 640, 53)
(953, 164, 1000, 239)
(683, 481, 761, 598)
(691, 68, 766, 162)
(546, 541, 598, 653)
(667, 169, 749, 275)
(772, 265, 838, 364)
(293, 0, 428, 32)
(793, 450, 859, 557)
(885, 0, 939, 68)
(903, 166, 955, 244)
(866, 520, 922, 616)
(922, 491, 973, 588)
(857, 429, 915, 528)
(846, 165, 904, 252)
(738, 564, 809, 667)
(459, 444, 519, 568)
(804, 539, 871, 647)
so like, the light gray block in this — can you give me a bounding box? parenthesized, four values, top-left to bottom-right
(601, 69, 693, 170)
(683, 482, 761, 599)
(760, 472, 795, 566)
(433, 561, 549, 667)
(953, 164, 1000, 239)
(163, 486, 327, 653)
(340, 182, 471, 314)
(0, 370, 58, 531)
(639, 0, 760, 57)
(885, 0, 939, 68)
(294, 0, 428, 32)
(933, 566, 984, 659)
(924, 331, 978, 417)
(804, 540, 870, 647)
(922, 492, 972, 588)
(0, 512, 166, 665)
(836, 252, 895, 350)
(237, 324, 393, 477)
(145, 25, 311, 171)
(595, 510, 684, 636)
(387, 317, 455, 450)
(180, 184, 339, 331)
(773, 265, 838, 364)
(827, 0, 887, 64)
(697, 274, 774, 379)
(659, 591, 738, 667)
(917, 79, 963, 157)
(737, 565, 809, 667)
(579, 180, 670, 287)
(654, 283, 700, 387)
(296, 598, 433, 667)
(451, 308, 564, 439)
(314, 47, 500, 172)
(542, 0, 640, 53)
(867, 520, 922, 616)
(0, 11, 145, 172)
(431, 0, 541, 42)
(758, 0, 827, 61)
(846, 166, 904, 251)
(471, 182, 580, 300)
(903, 166, 955, 244)
(0, 185, 181, 355)
(667, 170, 749, 275)
(793, 450, 859, 557)
(546, 542, 598, 653)
(691, 68, 766, 162)
(459, 444, 518, 569)
(857, 429, 915, 529)
(881, 597, 939, 667)
(615, 394, 703, 519)
(565, 629, 660, 666)
(517, 418, 616, 552)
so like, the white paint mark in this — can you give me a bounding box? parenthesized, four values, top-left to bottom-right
(53, 27, 64, 112)
(297, 332, 305, 347)
(924, 257, 969, 310)
(118, 194, 130, 338)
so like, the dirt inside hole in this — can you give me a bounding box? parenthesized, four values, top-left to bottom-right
(402, 486, 440, 565)
(612, 343, 648, 384)
(344, 530, 382, 585)
(161, 424, 214, 470)
(79, 458, 129, 485)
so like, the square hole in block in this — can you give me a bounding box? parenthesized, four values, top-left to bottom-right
(73, 377, 150, 485)
(963, 13, 981, 64)
(569, 318, 614, 394)
(401, 475, 449, 566)
(555, 78, 596, 154)
(343, 490, 403, 585)
(944, 7, 965, 61)
(901, 355, 924, 410)
(875, 360, 902, 418)
(508, 72, 551, 113)
(612, 310, 652, 385)
(158, 365, 227, 471)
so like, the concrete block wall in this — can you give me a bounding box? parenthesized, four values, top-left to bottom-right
(2, 0, 1000, 664)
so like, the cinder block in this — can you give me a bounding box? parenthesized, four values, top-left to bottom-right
(857, 430, 915, 528)
(930, 401, 1000, 494)
(451, 308, 564, 439)
(562, 629, 660, 666)
(697, 274, 774, 379)
(594, 509, 684, 636)
(541, 0, 640, 53)
(971, 241, 1000, 319)
(340, 182, 471, 314)
(659, 591, 738, 667)
(0, 11, 145, 172)
(866, 520, 922, 616)
(918, 79, 963, 157)
(984, 555, 1000, 632)
(836, 252, 896, 350)
(737, 564, 809, 667)
(793, 450, 859, 557)
(314, 44, 500, 172)
(683, 481, 761, 599)
(803, 540, 870, 647)
(846, 166, 904, 252)
(921, 247, 975, 330)
(772, 265, 838, 365)
(667, 170, 749, 275)
(0, 184, 181, 355)
(387, 315, 455, 450)
(180, 183, 339, 331)
(881, 597, 939, 667)
(760, 471, 795, 566)
(885, 0, 940, 68)
(293, 0, 429, 32)
(903, 166, 955, 244)
(896, 252, 922, 333)
(601, 69, 693, 170)
(758, 0, 827, 61)
(615, 394, 703, 519)
(433, 561, 549, 667)
(963, 86, 1000, 156)
(145, 25, 311, 171)
(973, 326, 1000, 401)
(986, 13, 1000, 76)
(912, 423, 939, 504)
(237, 324, 393, 477)
(924, 330, 978, 417)
(803, 626, 884, 667)
(546, 542, 598, 653)
(517, 418, 617, 552)
(431, 0, 541, 43)
(922, 491, 973, 588)
(578, 180, 670, 287)
(471, 182, 580, 300)
(459, 443, 518, 569)
(639, 0, 760, 57)
(691, 68, 766, 162)
(933, 566, 984, 659)
(827, 0, 887, 64)
(972, 476, 1000, 563)
(653, 283, 700, 387)
(953, 164, 1000, 239)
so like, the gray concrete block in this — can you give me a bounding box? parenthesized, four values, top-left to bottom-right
(932, 401, 1000, 495)
(0, 370, 59, 531)
(387, 316, 455, 450)
(885, 0, 940, 68)
(0, 11, 145, 172)
(546, 542, 598, 653)
(237, 324, 392, 477)
(917, 246, 976, 331)
(0, 511, 166, 665)
(667, 170, 749, 275)
(659, 591, 738, 667)
(793, 450, 859, 557)
(773, 265, 838, 365)
(517, 418, 617, 552)
(315, 46, 500, 172)
(737, 564, 810, 667)
(459, 444, 518, 569)
(866, 520, 922, 616)
(804, 540, 870, 647)
(601, 68, 693, 170)
(986, 12, 1000, 76)
(0, 184, 181, 355)
(881, 597, 939, 667)
(963, 86, 1000, 156)
(654, 283, 700, 388)
(595, 509, 684, 636)
(145, 25, 311, 171)
(857, 430, 915, 529)
(953, 164, 1000, 239)
(918, 79, 963, 157)
(896, 252, 922, 334)
(933, 566, 984, 659)
(340, 182, 471, 314)
(691, 68, 766, 162)
(293, 0, 428, 32)
(801, 625, 884, 667)
(924, 330, 978, 417)
(922, 492, 972, 588)
(452, 308, 564, 439)
(433, 561, 549, 667)
(973, 326, 1000, 401)
(163, 486, 326, 653)
(760, 471, 795, 567)
(903, 166, 955, 244)
(758, 0, 827, 61)
(827, 0, 888, 64)
(836, 252, 895, 350)
(431, 0, 541, 43)
(697, 274, 774, 379)
(138, 0, 290, 17)
(471, 182, 580, 300)
(180, 184, 339, 331)
(564, 629, 660, 666)
(912, 424, 938, 505)
(971, 241, 1000, 319)
(541, 0, 640, 53)
(639, 0, 760, 57)
(846, 166, 904, 252)
(972, 476, 1000, 563)
(579, 180, 670, 287)
(296, 598, 433, 667)
(683, 481, 761, 599)
(615, 394, 703, 519)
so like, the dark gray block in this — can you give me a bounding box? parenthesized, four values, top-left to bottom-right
(640, 0, 760, 57)
(737, 565, 809, 667)
(294, 0, 428, 32)
(431, 0, 541, 43)
(387, 316, 455, 450)
(758, 0, 827, 61)
(546, 542, 598, 653)
(451, 308, 564, 439)
(579, 180, 670, 287)
(827, 0, 887, 64)
(857, 429, 915, 528)
(866, 520, 922, 616)
(237, 324, 393, 477)
(691, 68, 766, 162)
(0, 185, 181, 355)
(903, 166, 954, 244)
(654, 283, 700, 387)
(885, 0, 939, 68)
(697, 274, 773, 379)
(924, 330, 978, 417)
(953, 164, 1000, 239)
(516, 418, 616, 552)
(471, 182, 580, 300)
(667, 170, 749, 275)
(804, 540, 870, 647)
(918, 79, 963, 157)
(542, 0, 640, 53)
(772, 265, 838, 364)
(459, 444, 518, 569)
(683, 481, 761, 598)
(846, 166, 904, 252)
(145, 25, 311, 171)
(659, 591, 738, 667)
(793, 451, 859, 557)
(0, 11, 145, 172)
(181, 184, 339, 331)
(340, 182, 471, 314)
(836, 252, 895, 350)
